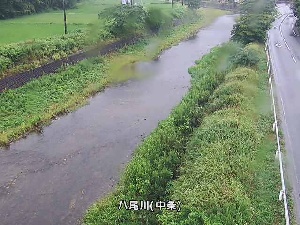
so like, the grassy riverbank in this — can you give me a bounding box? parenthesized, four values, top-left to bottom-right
(0, 8, 227, 146)
(158, 45, 283, 224)
(83, 42, 283, 224)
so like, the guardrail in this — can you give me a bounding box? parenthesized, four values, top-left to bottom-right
(265, 34, 290, 225)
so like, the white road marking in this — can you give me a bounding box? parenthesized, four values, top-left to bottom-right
(279, 14, 297, 63)
(279, 95, 300, 186)
(269, 36, 300, 189)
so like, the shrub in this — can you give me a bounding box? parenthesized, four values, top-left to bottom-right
(159, 108, 259, 225)
(230, 46, 261, 67)
(158, 67, 272, 224)
(240, 0, 275, 14)
(145, 7, 172, 32)
(100, 5, 148, 38)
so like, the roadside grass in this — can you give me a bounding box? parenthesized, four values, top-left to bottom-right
(0, 8, 226, 146)
(158, 44, 284, 224)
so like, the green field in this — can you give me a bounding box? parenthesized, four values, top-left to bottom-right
(0, 0, 178, 44)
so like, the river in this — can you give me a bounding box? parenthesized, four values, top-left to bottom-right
(0, 14, 236, 225)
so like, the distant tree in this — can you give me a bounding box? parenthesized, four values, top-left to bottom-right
(0, 0, 79, 19)
(292, 0, 300, 26)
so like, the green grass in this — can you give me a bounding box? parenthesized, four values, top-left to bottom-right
(0, 0, 184, 44)
(159, 45, 284, 224)
(0, 23, 87, 44)
(0, 8, 226, 146)
(0, 0, 110, 44)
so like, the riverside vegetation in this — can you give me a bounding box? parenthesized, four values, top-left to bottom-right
(84, 42, 283, 225)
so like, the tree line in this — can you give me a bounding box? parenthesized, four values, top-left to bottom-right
(0, 0, 80, 19)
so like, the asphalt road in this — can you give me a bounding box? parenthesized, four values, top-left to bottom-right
(268, 3, 300, 223)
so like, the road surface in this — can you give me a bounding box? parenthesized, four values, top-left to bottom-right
(0, 15, 236, 225)
(268, 3, 300, 223)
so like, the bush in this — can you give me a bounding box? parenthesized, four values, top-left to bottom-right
(158, 65, 272, 224)
(225, 67, 259, 83)
(240, 0, 275, 14)
(230, 45, 261, 67)
(145, 7, 172, 32)
(100, 5, 148, 38)
(208, 68, 258, 112)
(159, 108, 259, 225)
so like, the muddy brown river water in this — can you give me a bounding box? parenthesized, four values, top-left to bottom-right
(0, 15, 236, 225)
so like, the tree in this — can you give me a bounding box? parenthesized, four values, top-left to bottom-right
(231, 13, 274, 44)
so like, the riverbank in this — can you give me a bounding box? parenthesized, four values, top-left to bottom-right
(0, 8, 227, 146)
(84, 42, 283, 224)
